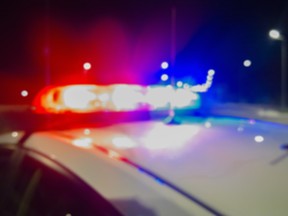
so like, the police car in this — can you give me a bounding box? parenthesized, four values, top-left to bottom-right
(0, 84, 288, 216)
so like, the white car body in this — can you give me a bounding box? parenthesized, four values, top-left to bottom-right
(3, 116, 288, 216)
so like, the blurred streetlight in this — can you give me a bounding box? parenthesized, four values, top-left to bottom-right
(243, 59, 252, 67)
(269, 29, 287, 110)
(161, 61, 169, 70)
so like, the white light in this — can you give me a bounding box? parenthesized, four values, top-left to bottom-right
(111, 85, 143, 110)
(173, 89, 193, 108)
(11, 131, 19, 138)
(112, 136, 136, 148)
(243, 60, 252, 67)
(161, 61, 169, 69)
(269, 29, 281, 40)
(72, 137, 93, 148)
(21, 90, 28, 97)
(161, 74, 169, 81)
(141, 123, 200, 150)
(62, 86, 97, 110)
(254, 135, 264, 143)
(145, 86, 172, 109)
(83, 62, 92, 70)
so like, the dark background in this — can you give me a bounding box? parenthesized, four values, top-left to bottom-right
(0, 0, 287, 105)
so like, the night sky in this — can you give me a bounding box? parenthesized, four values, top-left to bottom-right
(0, 0, 287, 104)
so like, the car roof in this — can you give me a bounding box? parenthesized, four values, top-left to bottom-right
(19, 116, 288, 216)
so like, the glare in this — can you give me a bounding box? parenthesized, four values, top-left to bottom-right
(63, 86, 97, 110)
(83, 62, 92, 70)
(254, 135, 264, 143)
(173, 89, 194, 108)
(111, 85, 143, 110)
(141, 123, 200, 149)
(204, 121, 212, 128)
(161, 61, 169, 69)
(21, 90, 28, 97)
(98, 93, 110, 102)
(72, 137, 93, 148)
(161, 74, 169, 81)
(145, 86, 172, 109)
(243, 60, 252, 67)
(112, 136, 136, 148)
(269, 29, 281, 40)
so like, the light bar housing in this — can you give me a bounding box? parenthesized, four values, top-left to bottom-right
(33, 84, 201, 114)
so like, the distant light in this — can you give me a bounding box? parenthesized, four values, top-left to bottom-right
(161, 74, 169, 81)
(21, 90, 28, 97)
(208, 69, 215, 76)
(176, 81, 183, 87)
(254, 135, 264, 143)
(11, 131, 19, 138)
(161, 61, 169, 69)
(83, 62, 92, 70)
(243, 60, 252, 67)
(269, 29, 281, 40)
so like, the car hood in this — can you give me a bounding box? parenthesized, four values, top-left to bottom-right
(27, 116, 288, 216)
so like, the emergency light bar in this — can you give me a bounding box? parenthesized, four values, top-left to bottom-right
(33, 84, 201, 114)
